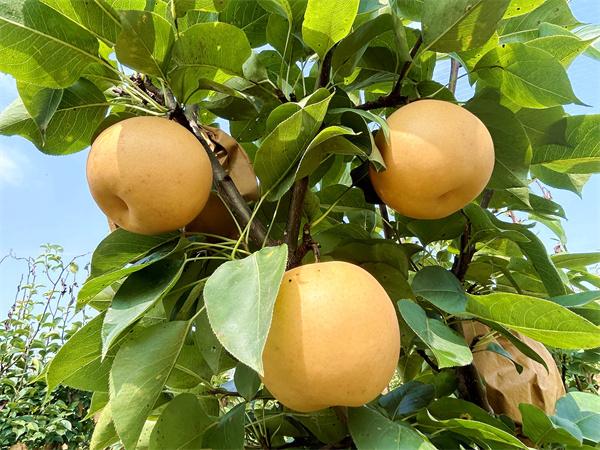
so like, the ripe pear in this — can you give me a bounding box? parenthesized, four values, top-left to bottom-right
(262, 261, 400, 412)
(186, 192, 239, 238)
(87, 116, 213, 235)
(370, 99, 494, 219)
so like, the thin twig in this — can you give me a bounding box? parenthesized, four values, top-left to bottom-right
(448, 58, 460, 94)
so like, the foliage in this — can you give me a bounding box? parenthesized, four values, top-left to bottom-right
(0, 245, 94, 448)
(0, 0, 599, 449)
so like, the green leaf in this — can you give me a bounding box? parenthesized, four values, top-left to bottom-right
(16, 81, 63, 135)
(46, 313, 113, 392)
(234, 362, 261, 401)
(220, 0, 268, 48)
(78, 235, 181, 305)
(201, 403, 246, 449)
(90, 228, 179, 278)
(194, 309, 237, 375)
(0, 0, 101, 88)
(552, 253, 600, 270)
(0, 78, 108, 155)
(422, 0, 510, 52)
(487, 213, 567, 296)
(379, 381, 435, 418)
(168, 344, 212, 389)
(466, 293, 600, 349)
(110, 320, 189, 450)
(421, 410, 527, 448)
(412, 267, 466, 314)
(500, 0, 579, 39)
(173, 0, 228, 16)
(556, 392, 600, 443)
(301, 0, 359, 60)
(348, 406, 437, 450)
(398, 300, 472, 368)
(465, 93, 531, 188)
(528, 35, 591, 67)
(474, 43, 581, 108)
(503, 0, 546, 18)
(532, 115, 600, 174)
(550, 291, 600, 308)
(149, 394, 212, 449)
(102, 256, 186, 357)
(515, 106, 566, 147)
(254, 89, 333, 200)
(404, 213, 466, 246)
(204, 245, 288, 375)
(90, 402, 120, 450)
(332, 13, 394, 78)
(426, 397, 513, 432)
(115, 10, 174, 78)
(169, 22, 251, 98)
(520, 404, 583, 447)
(531, 164, 591, 196)
(40, 0, 121, 45)
(294, 409, 348, 444)
(295, 125, 361, 180)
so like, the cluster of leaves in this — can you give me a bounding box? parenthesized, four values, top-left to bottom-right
(0, 245, 94, 448)
(0, 0, 600, 448)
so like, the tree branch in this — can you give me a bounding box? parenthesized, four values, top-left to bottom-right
(451, 189, 493, 281)
(448, 58, 460, 94)
(355, 35, 423, 111)
(285, 48, 335, 267)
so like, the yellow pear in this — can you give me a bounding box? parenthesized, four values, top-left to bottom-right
(87, 116, 213, 235)
(262, 261, 400, 412)
(186, 192, 239, 238)
(370, 99, 495, 219)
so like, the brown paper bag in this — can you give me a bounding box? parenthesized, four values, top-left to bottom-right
(202, 125, 259, 201)
(461, 321, 565, 423)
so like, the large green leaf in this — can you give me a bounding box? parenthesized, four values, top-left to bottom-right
(552, 253, 600, 270)
(474, 43, 581, 108)
(531, 164, 591, 196)
(90, 403, 120, 450)
(487, 212, 567, 296)
(40, 0, 121, 45)
(168, 22, 251, 98)
(528, 35, 591, 68)
(412, 266, 466, 314)
(532, 115, 600, 174)
(0, 0, 101, 88)
(102, 256, 186, 357)
(555, 392, 600, 443)
(502, 0, 545, 18)
(520, 404, 583, 447)
(204, 245, 288, 375)
(499, 0, 579, 39)
(115, 10, 174, 78)
(515, 106, 566, 147)
(422, 0, 510, 52)
(201, 403, 246, 449)
(110, 320, 189, 450)
(219, 0, 269, 48)
(254, 89, 333, 200)
(332, 13, 394, 78)
(16, 81, 63, 135)
(421, 410, 527, 448)
(466, 293, 600, 349)
(78, 235, 182, 305)
(0, 78, 108, 155)
(46, 313, 114, 392)
(398, 300, 472, 368)
(348, 406, 437, 450)
(149, 394, 213, 449)
(301, 0, 359, 60)
(465, 94, 531, 188)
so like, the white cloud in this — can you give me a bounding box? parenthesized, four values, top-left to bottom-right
(0, 144, 27, 187)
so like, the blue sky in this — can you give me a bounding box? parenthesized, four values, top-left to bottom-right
(1, 1, 599, 312)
